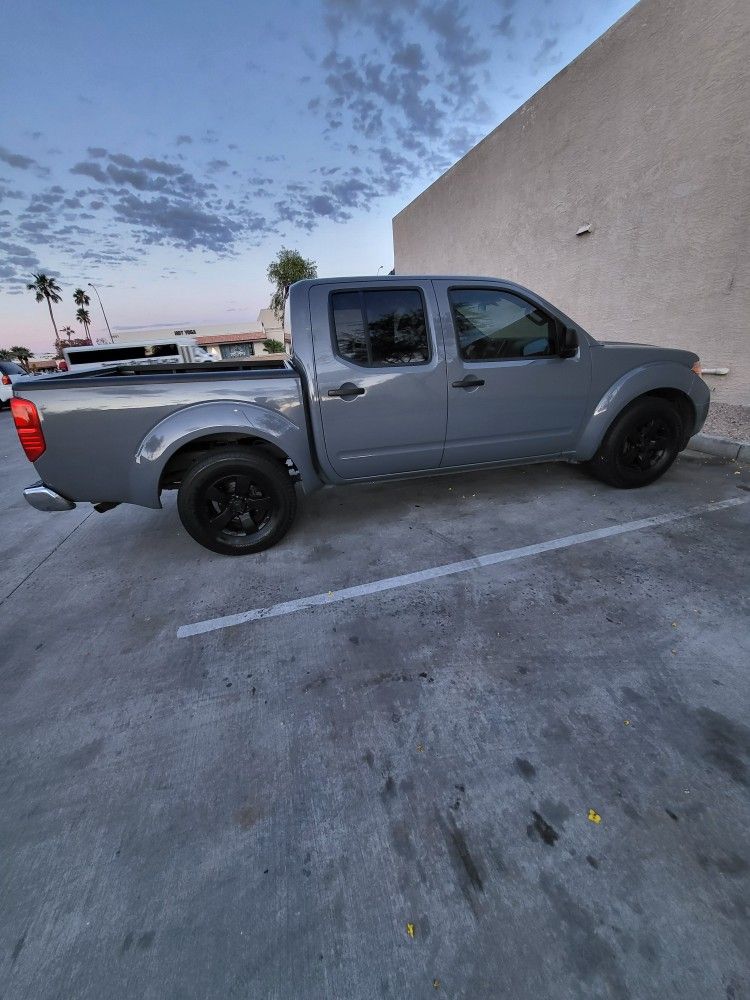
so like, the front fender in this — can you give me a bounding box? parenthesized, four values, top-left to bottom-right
(130, 400, 321, 508)
(575, 363, 708, 461)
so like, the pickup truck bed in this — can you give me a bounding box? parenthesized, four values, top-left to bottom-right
(12, 274, 710, 555)
(17, 358, 316, 511)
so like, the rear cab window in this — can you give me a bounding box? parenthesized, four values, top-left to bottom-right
(331, 288, 430, 367)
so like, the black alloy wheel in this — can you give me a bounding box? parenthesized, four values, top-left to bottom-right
(588, 396, 683, 489)
(177, 448, 297, 555)
(204, 474, 273, 539)
(620, 416, 672, 472)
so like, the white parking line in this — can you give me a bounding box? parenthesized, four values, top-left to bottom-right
(176, 496, 748, 638)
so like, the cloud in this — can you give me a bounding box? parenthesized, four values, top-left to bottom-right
(0, 183, 25, 201)
(175, 134, 193, 145)
(274, 165, 387, 231)
(392, 43, 427, 71)
(531, 36, 561, 72)
(310, 0, 494, 208)
(0, 145, 39, 170)
(108, 153, 183, 176)
(111, 192, 269, 252)
(0, 240, 41, 270)
(207, 159, 229, 173)
(71, 161, 108, 183)
(71, 153, 213, 200)
(492, 13, 514, 37)
(87, 146, 108, 158)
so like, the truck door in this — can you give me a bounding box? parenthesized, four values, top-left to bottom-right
(434, 281, 590, 466)
(308, 280, 447, 480)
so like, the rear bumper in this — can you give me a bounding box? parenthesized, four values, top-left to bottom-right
(23, 482, 76, 512)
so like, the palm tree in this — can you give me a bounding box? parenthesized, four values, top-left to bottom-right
(267, 247, 317, 321)
(0, 349, 13, 361)
(73, 287, 91, 310)
(73, 288, 92, 343)
(10, 346, 34, 372)
(27, 273, 63, 346)
(75, 307, 92, 342)
(60, 325, 75, 342)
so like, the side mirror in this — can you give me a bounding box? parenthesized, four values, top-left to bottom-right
(559, 326, 579, 358)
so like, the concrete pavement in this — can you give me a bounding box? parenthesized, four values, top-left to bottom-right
(1, 410, 749, 999)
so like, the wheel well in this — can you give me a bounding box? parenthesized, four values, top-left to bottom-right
(159, 434, 294, 490)
(642, 388, 695, 447)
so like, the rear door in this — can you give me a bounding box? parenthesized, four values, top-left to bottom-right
(308, 280, 447, 479)
(434, 281, 590, 466)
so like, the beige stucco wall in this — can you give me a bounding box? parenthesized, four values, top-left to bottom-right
(393, 0, 750, 405)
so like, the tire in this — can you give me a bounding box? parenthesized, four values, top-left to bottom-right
(177, 448, 297, 555)
(588, 396, 683, 489)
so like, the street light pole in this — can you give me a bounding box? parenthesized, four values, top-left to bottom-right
(88, 283, 115, 343)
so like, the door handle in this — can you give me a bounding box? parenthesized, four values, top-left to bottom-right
(328, 382, 366, 399)
(451, 375, 485, 389)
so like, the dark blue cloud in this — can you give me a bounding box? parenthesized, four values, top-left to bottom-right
(0, 145, 39, 170)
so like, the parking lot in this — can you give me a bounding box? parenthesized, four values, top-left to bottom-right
(1, 408, 749, 999)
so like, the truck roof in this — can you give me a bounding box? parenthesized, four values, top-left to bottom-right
(297, 274, 512, 286)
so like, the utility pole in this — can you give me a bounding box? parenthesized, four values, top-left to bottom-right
(88, 283, 115, 343)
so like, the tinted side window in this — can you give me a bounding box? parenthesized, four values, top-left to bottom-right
(331, 289, 429, 367)
(0, 362, 26, 376)
(449, 289, 554, 361)
(331, 291, 369, 365)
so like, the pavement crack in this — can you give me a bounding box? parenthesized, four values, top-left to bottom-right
(415, 522, 477, 561)
(0, 510, 94, 609)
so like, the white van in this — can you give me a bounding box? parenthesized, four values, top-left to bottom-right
(1, 360, 29, 408)
(60, 338, 214, 373)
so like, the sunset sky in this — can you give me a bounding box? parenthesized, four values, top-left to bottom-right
(1, 0, 634, 352)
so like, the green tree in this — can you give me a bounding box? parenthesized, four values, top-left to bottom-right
(60, 325, 75, 342)
(0, 349, 13, 361)
(27, 273, 63, 346)
(267, 247, 317, 321)
(10, 345, 34, 372)
(73, 287, 90, 310)
(75, 307, 92, 342)
(262, 338, 285, 354)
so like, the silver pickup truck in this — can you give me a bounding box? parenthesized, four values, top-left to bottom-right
(12, 275, 709, 555)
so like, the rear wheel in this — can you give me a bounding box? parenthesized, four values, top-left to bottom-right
(177, 448, 297, 555)
(588, 397, 683, 489)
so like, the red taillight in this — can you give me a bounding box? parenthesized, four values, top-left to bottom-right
(10, 397, 46, 461)
(58, 360, 68, 372)
(1, 374, 10, 385)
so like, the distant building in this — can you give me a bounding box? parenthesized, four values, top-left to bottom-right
(257, 308, 286, 345)
(197, 330, 271, 360)
(392, 0, 749, 408)
(27, 357, 59, 373)
(109, 307, 291, 360)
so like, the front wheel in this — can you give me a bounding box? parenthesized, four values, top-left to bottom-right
(587, 397, 683, 489)
(177, 448, 297, 555)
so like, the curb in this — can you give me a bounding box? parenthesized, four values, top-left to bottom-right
(688, 433, 750, 463)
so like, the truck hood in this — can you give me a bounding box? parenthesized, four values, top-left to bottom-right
(594, 341, 698, 368)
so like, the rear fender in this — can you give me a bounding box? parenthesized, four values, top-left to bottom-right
(130, 401, 321, 508)
(575, 363, 705, 461)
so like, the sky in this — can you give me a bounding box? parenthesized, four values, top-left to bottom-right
(0, 0, 635, 352)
